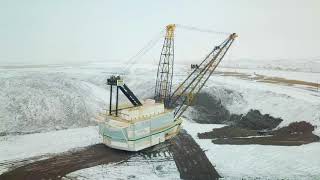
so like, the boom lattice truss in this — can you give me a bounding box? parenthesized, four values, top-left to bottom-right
(154, 24, 237, 120)
(169, 33, 237, 119)
(154, 24, 176, 107)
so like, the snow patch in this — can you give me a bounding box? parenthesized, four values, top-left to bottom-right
(0, 126, 100, 162)
(183, 120, 320, 179)
(66, 155, 180, 180)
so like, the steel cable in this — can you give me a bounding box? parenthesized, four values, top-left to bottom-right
(176, 24, 230, 35)
(122, 29, 165, 74)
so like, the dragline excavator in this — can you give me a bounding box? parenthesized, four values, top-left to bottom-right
(97, 24, 237, 151)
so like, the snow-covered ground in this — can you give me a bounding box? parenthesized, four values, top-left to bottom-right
(1, 121, 319, 179)
(219, 58, 320, 73)
(0, 126, 100, 162)
(0, 63, 156, 134)
(173, 64, 320, 135)
(0, 70, 107, 134)
(217, 67, 320, 84)
(204, 75, 320, 136)
(0, 62, 320, 179)
(0, 126, 100, 174)
(1, 62, 319, 135)
(183, 120, 320, 179)
(66, 155, 180, 180)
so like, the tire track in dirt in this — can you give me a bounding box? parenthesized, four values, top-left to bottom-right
(0, 130, 220, 180)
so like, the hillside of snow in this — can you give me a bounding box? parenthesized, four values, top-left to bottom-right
(1, 62, 320, 179)
(0, 71, 107, 134)
(0, 62, 319, 135)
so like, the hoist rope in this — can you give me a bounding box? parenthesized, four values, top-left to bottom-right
(122, 29, 165, 74)
(121, 24, 231, 75)
(176, 24, 230, 35)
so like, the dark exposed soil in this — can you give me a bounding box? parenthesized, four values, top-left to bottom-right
(169, 129, 221, 180)
(199, 121, 320, 146)
(0, 144, 132, 180)
(0, 130, 220, 180)
(193, 92, 319, 146)
(192, 92, 283, 130)
(231, 110, 283, 130)
(192, 92, 231, 124)
(198, 126, 258, 139)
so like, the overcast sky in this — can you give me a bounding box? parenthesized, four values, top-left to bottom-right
(0, 0, 319, 64)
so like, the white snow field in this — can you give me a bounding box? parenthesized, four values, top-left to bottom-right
(219, 58, 320, 73)
(66, 155, 180, 180)
(218, 67, 320, 84)
(0, 126, 100, 174)
(203, 73, 320, 136)
(0, 126, 100, 162)
(0, 63, 156, 134)
(183, 120, 320, 180)
(0, 62, 320, 179)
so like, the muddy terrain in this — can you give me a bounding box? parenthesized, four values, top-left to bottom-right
(169, 130, 220, 180)
(199, 121, 320, 146)
(0, 130, 220, 180)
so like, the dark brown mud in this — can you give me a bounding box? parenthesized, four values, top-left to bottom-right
(169, 130, 221, 180)
(0, 144, 132, 180)
(0, 130, 220, 180)
(199, 121, 320, 146)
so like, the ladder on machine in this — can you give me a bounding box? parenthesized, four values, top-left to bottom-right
(107, 75, 142, 116)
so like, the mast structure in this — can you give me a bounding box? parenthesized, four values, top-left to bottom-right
(154, 24, 176, 107)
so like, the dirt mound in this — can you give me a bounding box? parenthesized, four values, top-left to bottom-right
(198, 126, 258, 139)
(277, 121, 315, 134)
(198, 121, 320, 146)
(191, 92, 231, 124)
(191, 92, 283, 130)
(232, 110, 283, 130)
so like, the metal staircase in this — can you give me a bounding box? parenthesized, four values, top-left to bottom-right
(107, 75, 142, 116)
